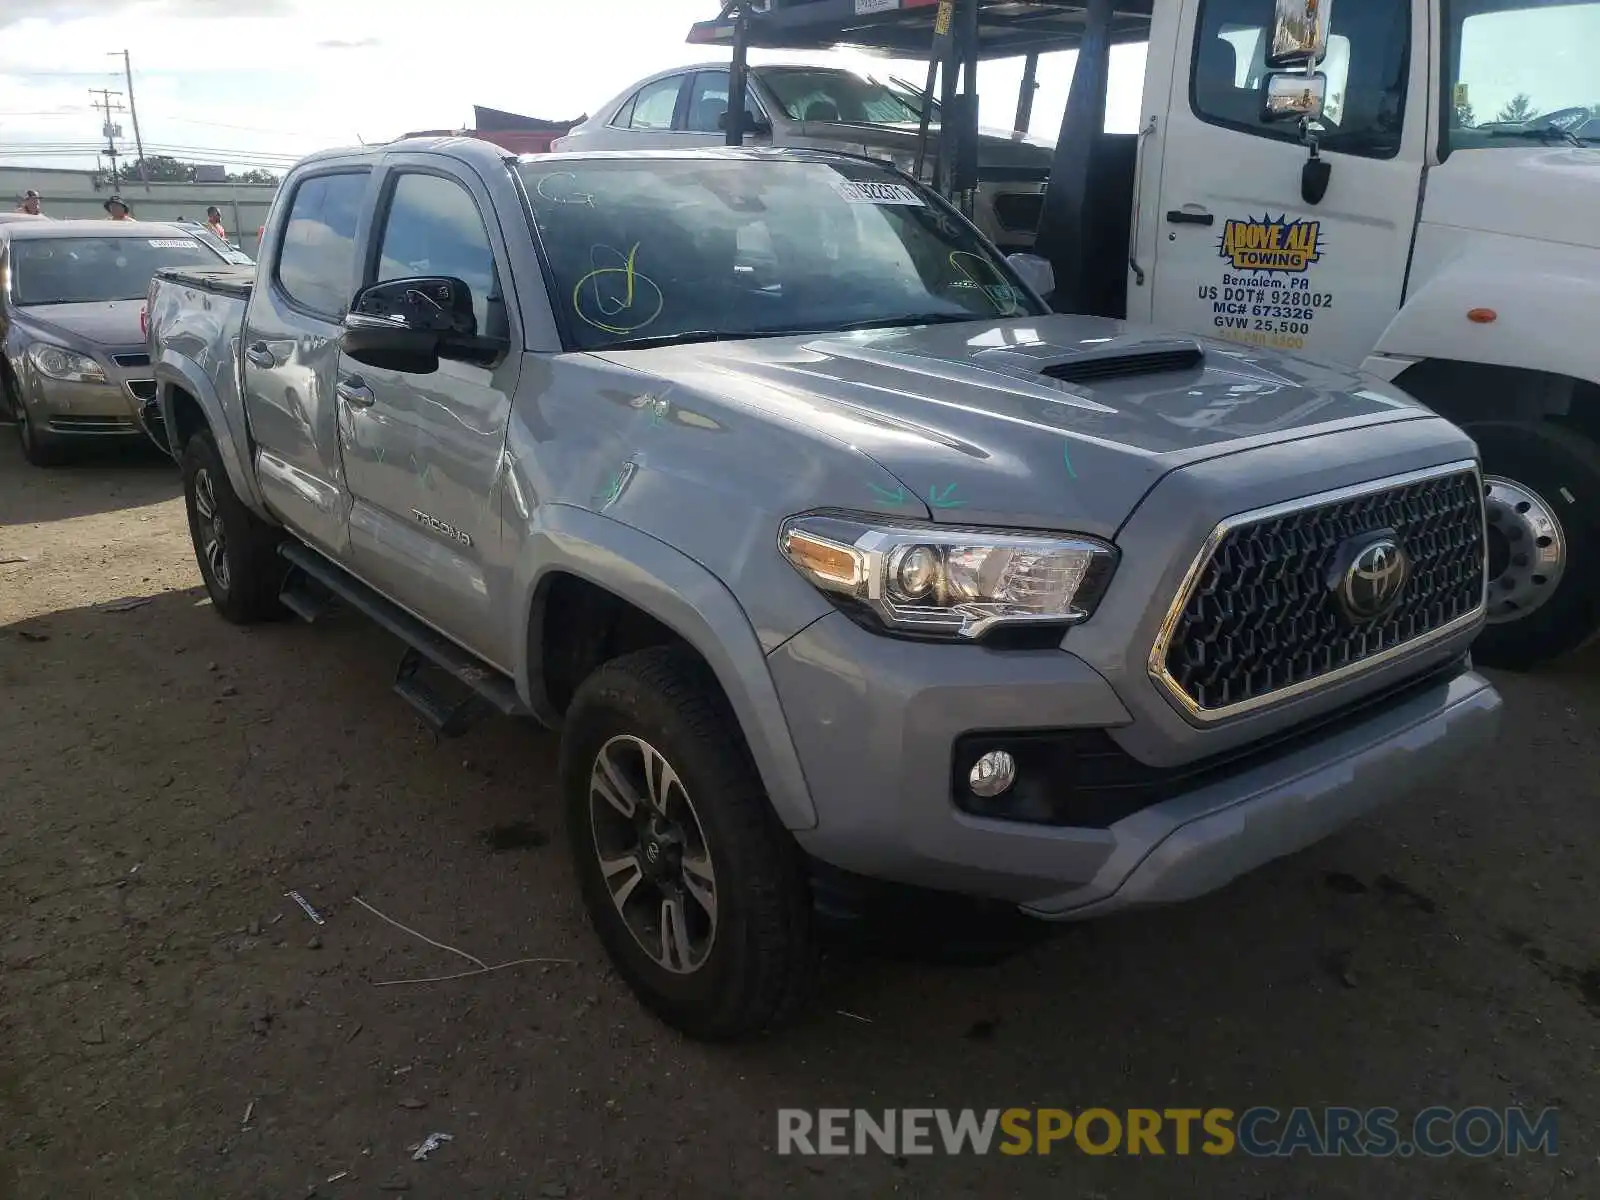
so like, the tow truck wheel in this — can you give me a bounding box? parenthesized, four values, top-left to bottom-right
(561, 645, 815, 1040)
(1463, 420, 1600, 670)
(180, 427, 286, 624)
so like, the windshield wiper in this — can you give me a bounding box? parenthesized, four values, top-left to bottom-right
(830, 313, 982, 332)
(597, 328, 821, 351)
(1489, 124, 1588, 147)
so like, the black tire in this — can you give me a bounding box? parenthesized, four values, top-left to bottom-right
(1464, 420, 1600, 670)
(560, 646, 815, 1040)
(5, 374, 67, 467)
(180, 427, 286, 623)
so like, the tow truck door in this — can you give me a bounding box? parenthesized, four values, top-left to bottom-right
(1146, 0, 1429, 366)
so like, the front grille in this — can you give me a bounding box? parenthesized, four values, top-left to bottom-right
(1155, 465, 1485, 719)
(992, 192, 1044, 232)
(112, 352, 150, 368)
(125, 379, 157, 401)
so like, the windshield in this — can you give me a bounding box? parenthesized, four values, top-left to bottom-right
(519, 158, 1044, 352)
(1444, 0, 1599, 150)
(11, 235, 219, 305)
(758, 67, 926, 125)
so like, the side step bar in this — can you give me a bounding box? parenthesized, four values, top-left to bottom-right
(277, 541, 530, 735)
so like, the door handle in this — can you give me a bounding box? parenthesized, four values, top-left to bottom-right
(1166, 209, 1215, 226)
(336, 376, 375, 407)
(244, 342, 276, 368)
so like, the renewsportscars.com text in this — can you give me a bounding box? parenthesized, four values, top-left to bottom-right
(777, 1106, 1559, 1158)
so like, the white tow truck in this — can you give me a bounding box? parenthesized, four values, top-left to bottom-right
(699, 0, 1600, 669)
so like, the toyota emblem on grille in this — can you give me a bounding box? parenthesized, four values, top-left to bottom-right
(1338, 535, 1410, 622)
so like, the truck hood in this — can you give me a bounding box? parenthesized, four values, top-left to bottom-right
(1425, 145, 1600, 250)
(795, 119, 1054, 170)
(16, 298, 145, 348)
(592, 316, 1435, 537)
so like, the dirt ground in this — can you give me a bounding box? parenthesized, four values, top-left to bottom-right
(0, 438, 1595, 1200)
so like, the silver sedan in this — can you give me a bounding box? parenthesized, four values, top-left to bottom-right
(2, 220, 226, 465)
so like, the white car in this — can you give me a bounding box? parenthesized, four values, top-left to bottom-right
(554, 62, 1053, 252)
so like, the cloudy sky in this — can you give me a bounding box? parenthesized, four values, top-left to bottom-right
(0, 0, 1150, 175)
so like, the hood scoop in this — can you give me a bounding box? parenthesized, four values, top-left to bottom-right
(1036, 338, 1205, 385)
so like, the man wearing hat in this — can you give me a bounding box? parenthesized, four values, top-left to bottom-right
(14, 189, 41, 215)
(104, 195, 133, 220)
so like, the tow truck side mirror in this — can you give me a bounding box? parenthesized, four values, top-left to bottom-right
(1267, 0, 1332, 69)
(1261, 72, 1328, 123)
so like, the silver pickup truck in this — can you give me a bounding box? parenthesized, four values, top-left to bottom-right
(148, 137, 1500, 1040)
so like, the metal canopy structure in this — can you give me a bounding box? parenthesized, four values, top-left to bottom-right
(686, 0, 1152, 60)
(695, 0, 1154, 319)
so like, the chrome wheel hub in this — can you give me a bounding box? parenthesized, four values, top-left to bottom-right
(192, 467, 231, 592)
(1482, 475, 1565, 625)
(589, 734, 717, 975)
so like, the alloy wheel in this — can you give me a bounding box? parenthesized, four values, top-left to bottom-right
(588, 733, 718, 975)
(1483, 475, 1565, 624)
(192, 467, 232, 592)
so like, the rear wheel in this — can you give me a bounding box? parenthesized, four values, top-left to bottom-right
(560, 646, 815, 1040)
(1463, 420, 1600, 669)
(181, 428, 286, 623)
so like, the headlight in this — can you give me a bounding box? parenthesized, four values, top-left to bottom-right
(28, 343, 106, 383)
(779, 512, 1118, 639)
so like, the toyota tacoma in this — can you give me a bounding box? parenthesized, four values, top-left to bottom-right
(148, 138, 1501, 1039)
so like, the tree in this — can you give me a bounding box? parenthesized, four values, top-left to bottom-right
(230, 169, 280, 185)
(1455, 100, 1476, 128)
(1495, 93, 1536, 124)
(123, 155, 195, 182)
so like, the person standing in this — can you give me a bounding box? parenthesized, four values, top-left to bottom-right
(205, 205, 226, 242)
(14, 189, 41, 215)
(103, 195, 133, 220)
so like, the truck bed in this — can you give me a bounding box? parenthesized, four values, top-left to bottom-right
(154, 263, 255, 301)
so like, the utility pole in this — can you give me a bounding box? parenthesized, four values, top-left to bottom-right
(89, 88, 127, 188)
(113, 51, 150, 190)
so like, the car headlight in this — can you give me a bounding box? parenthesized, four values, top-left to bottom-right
(28, 343, 106, 383)
(779, 512, 1118, 639)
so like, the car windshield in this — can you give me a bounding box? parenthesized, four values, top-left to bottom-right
(518, 157, 1045, 352)
(11, 235, 219, 305)
(1444, 0, 1599, 150)
(758, 67, 926, 124)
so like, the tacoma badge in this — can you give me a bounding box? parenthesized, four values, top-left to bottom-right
(411, 509, 472, 547)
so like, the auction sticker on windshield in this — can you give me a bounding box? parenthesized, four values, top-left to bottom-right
(832, 180, 925, 206)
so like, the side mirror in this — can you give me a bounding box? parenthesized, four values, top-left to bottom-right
(341, 276, 503, 373)
(1268, 0, 1332, 68)
(1006, 252, 1055, 299)
(1261, 71, 1328, 123)
(718, 109, 771, 137)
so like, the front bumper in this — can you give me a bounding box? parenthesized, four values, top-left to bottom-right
(23, 374, 148, 436)
(770, 611, 1500, 918)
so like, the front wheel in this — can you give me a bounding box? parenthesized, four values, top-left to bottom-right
(560, 646, 815, 1040)
(6, 378, 66, 467)
(1464, 420, 1600, 669)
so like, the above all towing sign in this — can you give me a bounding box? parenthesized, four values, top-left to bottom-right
(1199, 214, 1333, 353)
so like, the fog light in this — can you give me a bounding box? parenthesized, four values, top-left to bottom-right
(968, 750, 1016, 798)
